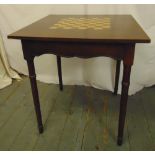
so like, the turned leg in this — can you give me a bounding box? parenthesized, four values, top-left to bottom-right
(27, 59, 43, 133)
(56, 55, 63, 91)
(114, 60, 121, 95)
(117, 63, 132, 145)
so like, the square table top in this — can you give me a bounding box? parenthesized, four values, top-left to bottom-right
(8, 15, 150, 43)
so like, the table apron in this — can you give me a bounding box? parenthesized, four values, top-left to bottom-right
(21, 40, 134, 62)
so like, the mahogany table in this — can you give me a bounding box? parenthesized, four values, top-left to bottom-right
(8, 15, 150, 145)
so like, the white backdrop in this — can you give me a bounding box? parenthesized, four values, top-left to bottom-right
(0, 4, 155, 95)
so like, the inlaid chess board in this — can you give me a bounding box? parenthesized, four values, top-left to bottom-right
(8, 15, 150, 43)
(49, 17, 111, 30)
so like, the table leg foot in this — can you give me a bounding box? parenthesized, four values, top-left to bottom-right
(117, 137, 123, 146)
(39, 125, 44, 134)
(60, 84, 63, 91)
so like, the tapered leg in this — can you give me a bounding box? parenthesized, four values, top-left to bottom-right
(27, 59, 43, 133)
(114, 60, 121, 95)
(56, 55, 63, 91)
(117, 63, 131, 145)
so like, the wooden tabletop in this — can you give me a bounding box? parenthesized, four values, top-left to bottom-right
(8, 15, 150, 43)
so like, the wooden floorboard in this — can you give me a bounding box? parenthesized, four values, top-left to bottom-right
(139, 88, 155, 150)
(33, 86, 75, 150)
(0, 77, 155, 150)
(81, 88, 130, 150)
(126, 92, 154, 150)
(9, 81, 54, 150)
(0, 79, 31, 150)
(0, 79, 20, 105)
(58, 86, 86, 150)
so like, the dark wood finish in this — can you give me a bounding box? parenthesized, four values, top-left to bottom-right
(56, 56, 63, 91)
(117, 44, 135, 145)
(8, 15, 150, 43)
(26, 59, 43, 133)
(114, 60, 121, 95)
(8, 15, 150, 145)
(21, 40, 127, 59)
(117, 64, 132, 145)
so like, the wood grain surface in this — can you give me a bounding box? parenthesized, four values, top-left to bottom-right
(8, 15, 150, 43)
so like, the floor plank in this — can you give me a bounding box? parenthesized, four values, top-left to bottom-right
(139, 88, 155, 150)
(0, 79, 30, 130)
(94, 89, 130, 150)
(0, 79, 20, 105)
(107, 95, 130, 150)
(58, 86, 86, 150)
(9, 81, 55, 150)
(0, 79, 31, 150)
(126, 93, 153, 150)
(33, 86, 75, 150)
(81, 88, 130, 150)
(81, 87, 105, 151)
(0, 77, 155, 150)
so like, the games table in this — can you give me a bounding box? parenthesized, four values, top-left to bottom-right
(8, 15, 150, 145)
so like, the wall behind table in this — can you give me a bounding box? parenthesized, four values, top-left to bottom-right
(0, 4, 155, 95)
